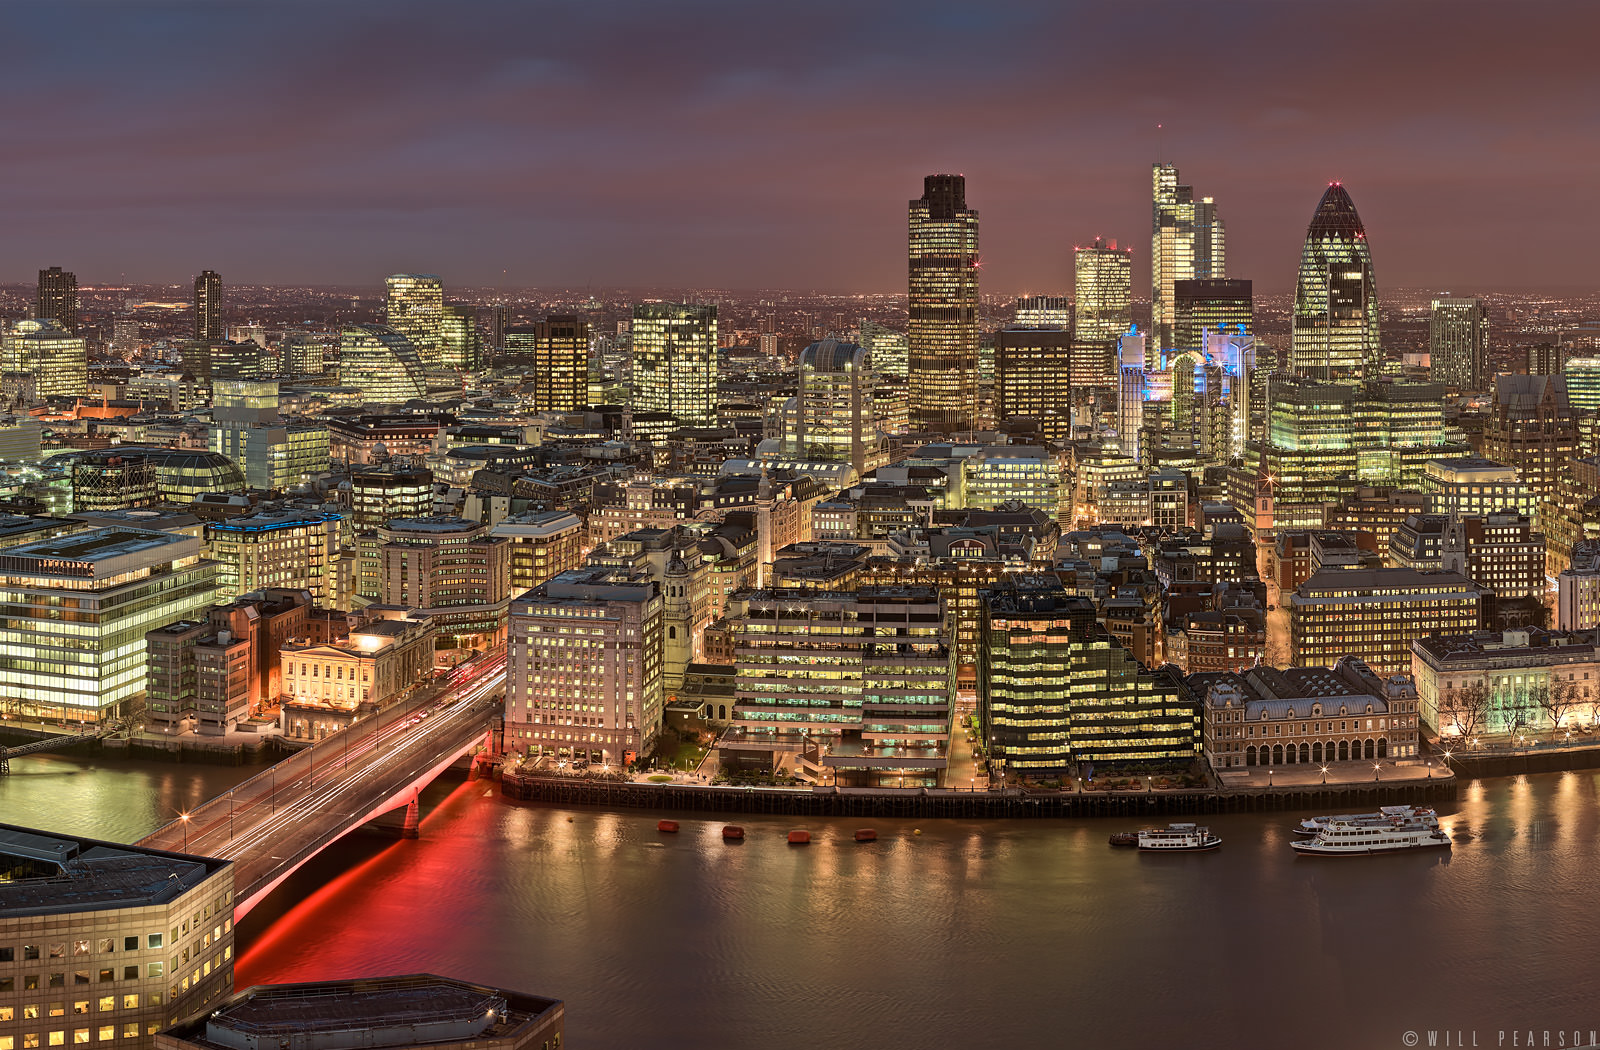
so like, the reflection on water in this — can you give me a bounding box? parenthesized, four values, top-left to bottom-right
(0, 752, 252, 841)
(11, 754, 1600, 1049)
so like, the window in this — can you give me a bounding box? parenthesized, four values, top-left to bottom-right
(120, 997, 137, 1011)
(146, 963, 163, 980)
(72, 1031, 89, 1045)
(120, 968, 136, 982)
(25, 946, 41, 961)
(96, 940, 113, 954)
(122, 938, 137, 953)
(96, 1029, 112, 1043)
(0, 947, 12, 962)
(72, 1005, 88, 1017)
(49, 946, 66, 960)
(47, 1036, 63, 1048)
(145, 935, 161, 951)
(97, 971, 113, 984)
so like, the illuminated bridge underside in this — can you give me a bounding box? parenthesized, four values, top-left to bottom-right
(138, 656, 505, 919)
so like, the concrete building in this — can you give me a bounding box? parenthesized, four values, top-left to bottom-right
(0, 824, 234, 1050)
(1291, 566, 1482, 678)
(153, 975, 562, 1050)
(374, 517, 511, 650)
(1419, 457, 1537, 518)
(506, 567, 665, 764)
(490, 511, 586, 597)
(279, 612, 436, 740)
(0, 529, 218, 724)
(204, 511, 342, 605)
(1412, 628, 1600, 739)
(349, 464, 434, 531)
(1557, 541, 1600, 631)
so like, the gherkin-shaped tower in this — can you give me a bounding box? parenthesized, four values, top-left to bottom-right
(1290, 183, 1380, 380)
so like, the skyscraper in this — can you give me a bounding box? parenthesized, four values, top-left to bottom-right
(195, 269, 222, 342)
(1151, 165, 1225, 351)
(1290, 182, 1381, 381)
(631, 303, 717, 425)
(506, 314, 591, 413)
(384, 274, 445, 364)
(1174, 278, 1253, 350)
(908, 174, 980, 432)
(1074, 236, 1133, 353)
(1430, 297, 1489, 391)
(339, 324, 427, 404)
(789, 338, 878, 473)
(437, 304, 482, 371)
(1013, 295, 1072, 328)
(36, 266, 78, 333)
(995, 327, 1074, 440)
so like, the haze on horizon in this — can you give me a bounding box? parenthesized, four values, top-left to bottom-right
(5, 0, 1596, 296)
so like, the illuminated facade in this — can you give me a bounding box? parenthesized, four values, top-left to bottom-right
(858, 321, 908, 379)
(1291, 567, 1482, 678)
(3, 318, 87, 400)
(384, 274, 444, 364)
(339, 324, 427, 404)
(506, 567, 665, 762)
(1151, 164, 1225, 351)
(994, 327, 1073, 439)
(280, 615, 436, 739)
(0, 528, 218, 724)
(1013, 295, 1072, 328)
(505, 315, 590, 412)
(437, 304, 482, 371)
(36, 266, 78, 333)
(979, 582, 1199, 775)
(787, 339, 879, 473)
(1429, 297, 1488, 391)
(631, 303, 717, 426)
(194, 270, 222, 342)
(1074, 237, 1132, 354)
(1290, 182, 1380, 380)
(1174, 278, 1252, 350)
(491, 510, 587, 595)
(1420, 457, 1537, 518)
(204, 511, 342, 604)
(376, 517, 511, 648)
(908, 174, 980, 431)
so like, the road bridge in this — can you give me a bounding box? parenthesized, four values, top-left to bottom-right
(138, 650, 507, 919)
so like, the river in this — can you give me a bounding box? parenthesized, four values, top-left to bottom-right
(5, 753, 1599, 1049)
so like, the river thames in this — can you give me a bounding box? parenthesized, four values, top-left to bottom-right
(5, 752, 1599, 1049)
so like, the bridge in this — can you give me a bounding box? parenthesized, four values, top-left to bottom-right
(137, 649, 507, 920)
(1, 721, 124, 775)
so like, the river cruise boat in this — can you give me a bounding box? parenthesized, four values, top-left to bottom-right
(1290, 817, 1450, 856)
(1137, 823, 1221, 852)
(1294, 805, 1438, 836)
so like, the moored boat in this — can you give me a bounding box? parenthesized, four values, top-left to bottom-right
(787, 830, 811, 845)
(1294, 805, 1438, 836)
(1137, 823, 1221, 852)
(1108, 832, 1140, 848)
(657, 819, 680, 833)
(1291, 817, 1450, 857)
(722, 825, 745, 841)
(854, 829, 878, 842)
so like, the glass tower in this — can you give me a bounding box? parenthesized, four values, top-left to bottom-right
(1429, 297, 1489, 391)
(1013, 295, 1072, 328)
(36, 266, 78, 333)
(384, 274, 445, 364)
(1151, 165, 1225, 351)
(1291, 183, 1381, 381)
(1075, 237, 1133, 373)
(1174, 278, 1252, 350)
(194, 269, 223, 342)
(908, 174, 980, 432)
(339, 323, 427, 403)
(437, 303, 483, 371)
(631, 303, 717, 425)
(506, 314, 591, 413)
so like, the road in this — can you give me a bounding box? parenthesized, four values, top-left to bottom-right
(139, 650, 507, 911)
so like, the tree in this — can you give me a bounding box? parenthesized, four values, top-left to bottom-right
(1440, 680, 1491, 744)
(1538, 677, 1582, 737)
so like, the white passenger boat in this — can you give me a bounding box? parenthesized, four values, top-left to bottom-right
(1290, 816, 1450, 856)
(1293, 805, 1438, 836)
(1137, 823, 1221, 852)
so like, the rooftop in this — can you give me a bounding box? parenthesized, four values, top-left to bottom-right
(0, 824, 226, 918)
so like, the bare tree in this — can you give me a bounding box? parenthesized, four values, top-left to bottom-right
(1440, 680, 1492, 744)
(1538, 677, 1583, 737)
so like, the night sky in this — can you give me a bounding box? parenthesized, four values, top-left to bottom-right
(6, 0, 1597, 293)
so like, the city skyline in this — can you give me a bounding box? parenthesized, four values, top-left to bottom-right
(2, 1, 1596, 293)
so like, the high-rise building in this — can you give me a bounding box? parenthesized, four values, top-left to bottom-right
(194, 269, 222, 342)
(1013, 295, 1072, 328)
(1174, 278, 1252, 350)
(858, 321, 908, 379)
(1151, 165, 1225, 351)
(908, 174, 980, 432)
(1074, 237, 1133, 351)
(785, 339, 879, 472)
(995, 327, 1074, 440)
(1430, 297, 1489, 391)
(339, 324, 427, 404)
(1, 318, 88, 400)
(437, 304, 482, 371)
(350, 464, 435, 531)
(384, 274, 445, 364)
(491, 510, 587, 596)
(630, 303, 717, 426)
(1290, 182, 1381, 380)
(506, 315, 590, 413)
(376, 516, 511, 648)
(507, 567, 665, 762)
(36, 266, 78, 333)
(205, 510, 343, 604)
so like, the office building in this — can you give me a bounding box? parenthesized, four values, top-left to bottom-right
(350, 464, 434, 532)
(1482, 373, 1576, 508)
(490, 510, 586, 595)
(194, 271, 222, 343)
(1290, 182, 1381, 380)
(36, 267, 78, 333)
(279, 614, 436, 739)
(339, 324, 427, 404)
(70, 452, 160, 512)
(858, 321, 907, 379)
(1440, 513, 1545, 603)
(375, 517, 511, 649)
(1420, 457, 1538, 518)
(994, 327, 1074, 440)
(204, 511, 342, 604)
(721, 587, 954, 787)
(1291, 566, 1481, 677)
(384, 274, 444, 364)
(153, 975, 564, 1050)
(1012, 295, 1072, 328)
(1557, 541, 1600, 631)
(0, 528, 218, 723)
(1430, 297, 1489, 391)
(630, 303, 717, 426)
(908, 174, 980, 431)
(978, 582, 1199, 776)
(504, 315, 590, 413)
(208, 380, 328, 492)
(1151, 164, 1225, 351)
(507, 567, 665, 763)
(437, 304, 481, 371)
(0, 824, 234, 1050)
(1562, 356, 1600, 411)
(784, 338, 880, 473)
(1413, 628, 1600, 738)
(1072, 237, 1132, 357)
(1174, 278, 1252, 350)
(2, 319, 88, 400)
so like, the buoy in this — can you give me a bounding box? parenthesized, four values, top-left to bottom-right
(854, 829, 877, 842)
(657, 820, 680, 833)
(913, 828, 922, 835)
(722, 825, 745, 841)
(787, 830, 811, 845)
(566, 817, 574, 823)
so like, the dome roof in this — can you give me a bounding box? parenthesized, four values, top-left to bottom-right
(1306, 182, 1366, 241)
